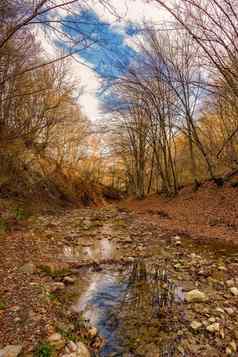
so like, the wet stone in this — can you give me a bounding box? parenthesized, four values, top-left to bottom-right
(230, 287, 238, 296)
(185, 289, 208, 303)
(0, 345, 23, 357)
(206, 322, 220, 333)
(190, 321, 202, 331)
(50, 282, 65, 292)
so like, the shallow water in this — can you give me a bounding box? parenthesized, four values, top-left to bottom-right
(72, 261, 185, 356)
(61, 216, 238, 356)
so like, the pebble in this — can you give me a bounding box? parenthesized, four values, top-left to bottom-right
(218, 265, 227, 271)
(190, 321, 202, 331)
(50, 282, 65, 292)
(185, 289, 208, 303)
(48, 333, 62, 342)
(206, 322, 220, 333)
(0, 345, 23, 357)
(224, 307, 234, 315)
(230, 287, 238, 296)
(215, 307, 225, 314)
(62, 341, 90, 357)
(63, 276, 76, 284)
(230, 341, 237, 352)
(226, 279, 235, 287)
(67, 341, 77, 352)
(88, 326, 97, 338)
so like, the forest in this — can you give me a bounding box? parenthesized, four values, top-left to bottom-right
(1, 1, 238, 357)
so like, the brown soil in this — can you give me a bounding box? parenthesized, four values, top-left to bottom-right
(121, 184, 238, 247)
(0, 221, 67, 353)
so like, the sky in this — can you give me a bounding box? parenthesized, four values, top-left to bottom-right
(37, 0, 171, 122)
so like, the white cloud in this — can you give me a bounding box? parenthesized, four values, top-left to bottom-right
(87, 0, 171, 27)
(36, 0, 173, 122)
(69, 59, 103, 121)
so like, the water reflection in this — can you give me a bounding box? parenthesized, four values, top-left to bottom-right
(72, 260, 184, 356)
(84, 239, 114, 261)
(63, 238, 114, 261)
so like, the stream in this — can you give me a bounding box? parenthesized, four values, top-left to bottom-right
(56, 208, 238, 356)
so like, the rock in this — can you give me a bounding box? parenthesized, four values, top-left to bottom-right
(185, 289, 208, 303)
(226, 347, 232, 355)
(190, 321, 202, 331)
(215, 307, 225, 314)
(63, 276, 76, 284)
(230, 287, 238, 296)
(220, 328, 225, 339)
(76, 342, 90, 357)
(50, 282, 65, 292)
(174, 236, 181, 245)
(224, 307, 234, 315)
(48, 333, 62, 342)
(226, 279, 235, 287)
(0, 345, 23, 357)
(88, 326, 97, 338)
(67, 341, 77, 352)
(218, 265, 227, 271)
(127, 257, 134, 262)
(206, 322, 220, 333)
(229, 341, 237, 352)
(19, 262, 35, 274)
(48, 333, 65, 350)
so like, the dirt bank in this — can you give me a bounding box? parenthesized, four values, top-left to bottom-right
(121, 184, 238, 247)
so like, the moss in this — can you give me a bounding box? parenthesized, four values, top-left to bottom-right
(39, 265, 71, 279)
(34, 342, 54, 357)
(0, 300, 6, 310)
(12, 206, 30, 221)
(0, 217, 8, 234)
(56, 327, 77, 343)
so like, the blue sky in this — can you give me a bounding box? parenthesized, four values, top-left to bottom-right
(52, 8, 142, 120)
(58, 10, 138, 80)
(39, 0, 170, 121)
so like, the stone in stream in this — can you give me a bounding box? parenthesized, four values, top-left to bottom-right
(48, 333, 62, 342)
(0, 345, 23, 357)
(215, 307, 225, 315)
(206, 322, 220, 333)
(88, 326, 97, 338)
(224, 307, 234, 315)
(185, 289, 208, 303)
(62, 341, 90, 357)
(48, 332, 65, 350)
(230, 287, 238, 296)
(226, 279, 235, 287)
(63, 276, 76, 284)
(50, 282, 65, 292)
(190, 320, 202, 331)
(174, 235, 181, 245)
(66, 341, 77, 353)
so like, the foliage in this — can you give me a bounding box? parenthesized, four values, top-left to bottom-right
(0, 300, 6, 310)
(12, 207, 29, 221)
(34, 342, 53, 357)
(0, 217, 8, 234)
(39, 265, 71, 279)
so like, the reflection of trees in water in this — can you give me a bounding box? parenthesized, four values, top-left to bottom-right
(113, 260, 183, 356)
(128, 260, 176, 317)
